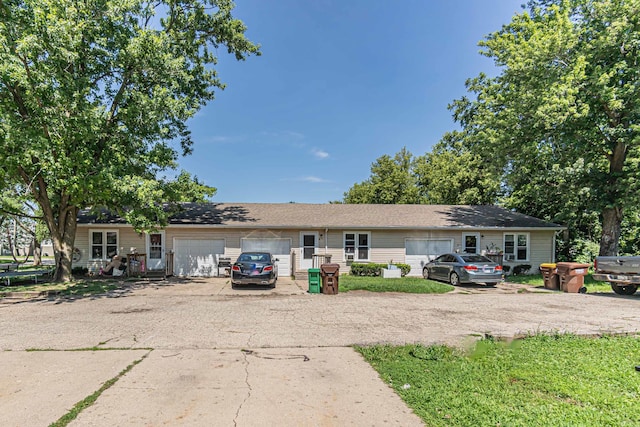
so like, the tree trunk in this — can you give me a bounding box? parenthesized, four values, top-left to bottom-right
(20, 169, 79, 282)
(50, 207, 78, 282)
(32, 239, 42, 266)
(598, 140, 627, 256)
(599, 207, 622, 256)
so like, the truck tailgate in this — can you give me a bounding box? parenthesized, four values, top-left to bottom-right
(595, 256, 640, 274)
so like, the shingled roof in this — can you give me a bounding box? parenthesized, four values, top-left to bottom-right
(77, 203, 562, 230)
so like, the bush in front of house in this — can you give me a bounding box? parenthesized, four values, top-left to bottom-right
(350, 263, 411, 277)
(72, 266, 89, 275)
(512, 264, 532, 275)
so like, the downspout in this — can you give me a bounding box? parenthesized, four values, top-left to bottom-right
(325, 228, 328, 253)
(552, 230, 562, 263)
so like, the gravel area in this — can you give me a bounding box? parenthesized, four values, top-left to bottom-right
(1, 278, 638, 351)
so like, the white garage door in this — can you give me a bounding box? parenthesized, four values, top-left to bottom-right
(241, 238, 291, 276)
(173, 239, 225, 277)
(405, 239, 453, 277)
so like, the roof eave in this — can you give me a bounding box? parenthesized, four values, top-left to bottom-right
(77, 223, 564, 230)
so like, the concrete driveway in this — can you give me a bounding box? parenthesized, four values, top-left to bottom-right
(1, 277, 639, 426)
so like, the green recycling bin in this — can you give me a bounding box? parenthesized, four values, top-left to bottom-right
(308, 268, 321, 293)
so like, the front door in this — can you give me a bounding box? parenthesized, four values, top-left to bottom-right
(300, 232, 318, 270)
(463, 233, 480, 254)
(146, 231, 165, 271)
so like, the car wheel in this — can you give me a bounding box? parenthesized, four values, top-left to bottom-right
(449, 272, 460, 286)
(270, 280, 277, 289)
(422, 267, 430, 280)
(611, 283, 638, 295)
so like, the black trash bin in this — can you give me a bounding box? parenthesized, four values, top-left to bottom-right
(320, 263, 340, 295)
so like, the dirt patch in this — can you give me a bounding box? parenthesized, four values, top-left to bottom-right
(450, 281, 551, 294)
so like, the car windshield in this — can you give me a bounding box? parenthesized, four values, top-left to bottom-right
(461, 255, 493, 263)
(238, 253, 270, 262)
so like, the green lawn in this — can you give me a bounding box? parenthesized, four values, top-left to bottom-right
(339, 273, 613, 294)
(0, 279, 125, 297)
(357, 334, 640, 426)
(339, 275, 454, 294)
(0, 255, 55, 263)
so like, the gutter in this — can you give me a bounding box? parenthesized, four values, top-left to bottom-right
(76, 223, 565, 231)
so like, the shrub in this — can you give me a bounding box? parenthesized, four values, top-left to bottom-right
(512, 264, 532, 275)
(72, 266, 89, 275)
(350, 263, 410, 277)
(395, 263, 411, 277)
(350, 263, 381, 276)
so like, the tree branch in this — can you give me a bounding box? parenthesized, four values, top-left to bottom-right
(0, 207, 44, 221)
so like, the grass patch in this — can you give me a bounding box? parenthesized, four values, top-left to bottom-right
(0, 279, 124, 297)
(56, 281, 123, 297)
(508, 273, 613, 293)
(49, 351, 151, 426)
(339, 275, 453, 294)
(357, 334, 640, 426)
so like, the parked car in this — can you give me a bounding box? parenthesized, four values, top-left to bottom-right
(423, 253, 503, 286)
(231, 252, 278, 287)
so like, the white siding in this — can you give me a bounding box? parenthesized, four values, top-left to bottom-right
(73, 226, 144, 274)
(74, 226, 557, 277)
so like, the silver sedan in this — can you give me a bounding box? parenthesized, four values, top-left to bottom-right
(423, 253, 503, 286)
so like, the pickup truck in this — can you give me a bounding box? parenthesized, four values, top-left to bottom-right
(593, 256, 640, 295)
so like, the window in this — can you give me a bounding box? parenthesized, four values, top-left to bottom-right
(344, 232, 370, 261)
(503, 233, 529, 261)
(90, 230, 118, 260)
(462, 233, 480, 254)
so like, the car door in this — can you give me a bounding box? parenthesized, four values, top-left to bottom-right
(431, 255, 448, 280)
(439, 254, 457, 279)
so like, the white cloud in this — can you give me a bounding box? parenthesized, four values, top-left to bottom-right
(301, 176, 330, 183)
(312, 148, 329, 159)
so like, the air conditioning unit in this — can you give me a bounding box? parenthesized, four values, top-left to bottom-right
(345, 254, 355, 262)
(505, 254, 515, 261)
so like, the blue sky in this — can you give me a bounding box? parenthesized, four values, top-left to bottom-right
(177, 0, 525, 203)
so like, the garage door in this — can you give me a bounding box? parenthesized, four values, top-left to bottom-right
(173, 239, 225, 277)
(405, 239, 453, 277)
(241, 238, 291, 276)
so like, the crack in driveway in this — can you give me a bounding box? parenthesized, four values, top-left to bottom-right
(234, 349, 253, 427)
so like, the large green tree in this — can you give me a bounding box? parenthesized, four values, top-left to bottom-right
(449, 0, 640, 256)
(343, 147, 423, 204)
(342, 143, 499, 206)
(0, 0, 260, 281)
(413, 134, 500, 205)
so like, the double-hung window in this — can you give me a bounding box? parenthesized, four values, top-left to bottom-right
(503, 233, 529, 261)
(344, 232, 370, 261)
(90, 230, 119, 260)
